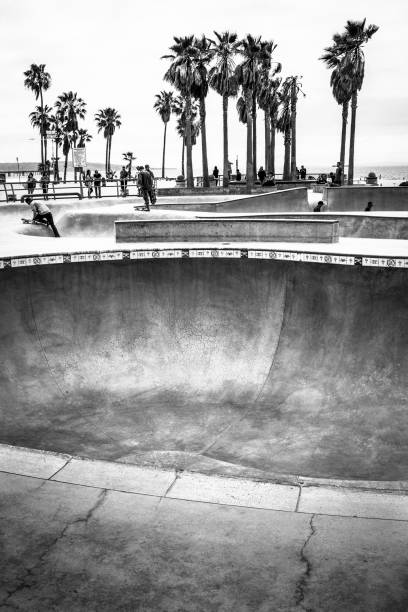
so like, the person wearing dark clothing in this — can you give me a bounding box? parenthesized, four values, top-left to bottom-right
(27, 172, 36, 194)
(299, 165, 307, 180)
(334, 162, 343, 185)
(313, 200, 325, 212)
(213, 166, 219, 186)
(120, 166, 128, 196)
(365, 202, 373, 211)
(138, 167, 156, 211)
(258, 166, 266, 184)
(236, 169, 242, 182)
(40, 172, 49, 200)
(93, 170, 102, 198)
(25, 197, 60, 236)
(84, 169, 93, 198)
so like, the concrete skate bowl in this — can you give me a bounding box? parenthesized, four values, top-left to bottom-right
(1, 257, 408, 483)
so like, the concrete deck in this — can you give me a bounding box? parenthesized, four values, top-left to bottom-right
(1, 444, 408, 611)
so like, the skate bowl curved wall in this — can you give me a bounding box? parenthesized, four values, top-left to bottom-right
(1, 255, 408, 482)
(324, 186, 408, 211)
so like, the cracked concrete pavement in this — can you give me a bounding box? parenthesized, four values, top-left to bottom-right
(1, 471, 408, 611)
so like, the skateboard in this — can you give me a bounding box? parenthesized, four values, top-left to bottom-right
(21, 218, 49, 228)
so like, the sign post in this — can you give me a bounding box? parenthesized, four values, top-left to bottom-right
(72, 148, 87, 197)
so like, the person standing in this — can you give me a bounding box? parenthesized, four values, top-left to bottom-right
(213, 166, 219, 186)
(137, 167, 155, 211)
(120, 166, 129, 196)
(40, 171, 49, 200)
(27, 172, 36, 195)
(258, 166, 266, 184)
(93, 169, 102, 198)
(144, 165, 156, 203)
(299, 165, 307, 180)
(84, 169, 93, 198)
(334, 161, 343, 185)
(24, 196, 60, 237)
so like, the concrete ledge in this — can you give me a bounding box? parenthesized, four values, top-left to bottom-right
(299, 486, 408, 521)
(0, 444, 70, 479)
(167, 472, 299, 511)
(324, 186, 408, 211)
(115, 218, 339, 244)
(1, 444, 408, 519)
(51, 457, 175, 496)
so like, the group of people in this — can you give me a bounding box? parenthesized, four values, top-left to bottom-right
(82, 164, 156, 208)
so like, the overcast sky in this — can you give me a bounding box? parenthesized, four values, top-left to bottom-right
(1, 0, 407, 174)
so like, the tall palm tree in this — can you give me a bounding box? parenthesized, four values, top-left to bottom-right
(49, 112, 64, 181)
(163, 36, 201, 189)
(95, 108, 122, 174)
(173, 95, 199, 176)
(29, 105, 53, 167)
(191, 36, 213, 187)
(320, 41, 352, 185)
(321, 20, 378, 184)
(55, 92, 87, 181)
(277, 79, 292, 181)
(251, 39, 276, 177)
(23, 64, 51, 166)
(153, 91, 174, 178)
(286, 76, 305, 180)
(235, 35, 264, 188)
(208, 31, 240, 187)
(258, 74, 281, 174)
(122, 152, 136, 178)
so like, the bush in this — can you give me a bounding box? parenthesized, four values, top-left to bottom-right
(176, 175, 185, 182)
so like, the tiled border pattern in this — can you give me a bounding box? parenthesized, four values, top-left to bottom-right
(0, 248, 407, 270)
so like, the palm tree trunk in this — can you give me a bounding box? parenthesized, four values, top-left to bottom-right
(181, 136, 185, 177)
(270, 117, 276, 176)
(64, 152, 68, 183)
(108, 136, 112, 173)
(105, 139, 108, 174)
(283, 126, 291, 181)
(39, 89, 45, 167)
(340, 100, 349, 185)
(264, 111, 270, 173)
(245, 90, 254, 189)
(200, 96, 209, 188)
(252, 94, 257, 177)
(290, 80, 297, 180)
(185, 93, 194, 189)
(347, 92, 357, 185)
(222, 94, 229, 188)
(161, 121, 167, 178)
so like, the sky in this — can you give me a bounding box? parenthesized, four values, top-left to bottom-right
(1, 0, 407, 174)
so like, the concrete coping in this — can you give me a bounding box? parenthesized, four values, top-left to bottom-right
(1, 444, 408, 522)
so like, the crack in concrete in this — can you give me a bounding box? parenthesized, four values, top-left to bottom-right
(295, 513, 317, 611)
(1, 488, 108, 607)
(154, 469, 182, 511)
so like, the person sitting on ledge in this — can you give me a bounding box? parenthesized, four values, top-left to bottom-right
(313, 200, 325, 212)
(365, 201, 374, 211)
(23, 196, 60, 237)
(236, 168, 242, 182)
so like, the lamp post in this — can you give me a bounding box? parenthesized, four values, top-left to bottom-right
(16, 157, 20, 182)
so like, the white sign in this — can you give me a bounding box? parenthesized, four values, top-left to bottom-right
(46, 131, 56, 139)
(72, 147, 87, 168)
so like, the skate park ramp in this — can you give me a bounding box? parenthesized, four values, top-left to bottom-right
(1, 257, 408, 482)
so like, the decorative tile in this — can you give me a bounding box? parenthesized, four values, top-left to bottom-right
(159, 250, 182, 258)
(100, 251, 123, 261)
(63, 254, 71, 263)
(248, 250, 269, 259)
(130, 250, 154, 259)
(181, 249, 190, 258)
(219, 249, 241, 258)
(240, 249, 248, 258)
(189, 249, 213, 258)
(71, 253, 95, 263)
(0, 260, 4, 269)
(46, 255, 64, 265)
(331, 255, 355, 266)
(354, 256, 362, 266)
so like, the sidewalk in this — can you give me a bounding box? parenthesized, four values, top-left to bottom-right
(1, 444, 408, 611)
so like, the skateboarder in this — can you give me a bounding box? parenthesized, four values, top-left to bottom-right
(23, 196, 60, 237)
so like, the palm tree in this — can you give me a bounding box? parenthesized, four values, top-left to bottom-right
(258, 74, 281, 175)
(55, 92, 87, 181)
(191, 36, 213, 187)
(320, 41, 352, 185)
(29, 105, 53, 167)
(286, 76, 305, 180)
(277, 79, 292, 181)
(235, 35, 264, 188)
(49, 112, 64, 181)
(172, 95, 199, 176)
(208, 31, 240, 187)
(23, 64, 51, 166)
(95, 108, 122, 174)
(321, 20, 378, 185)
(153, 91, 174, 178)
(163, 36, 201, 189)
(122, 152, 136, 178)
